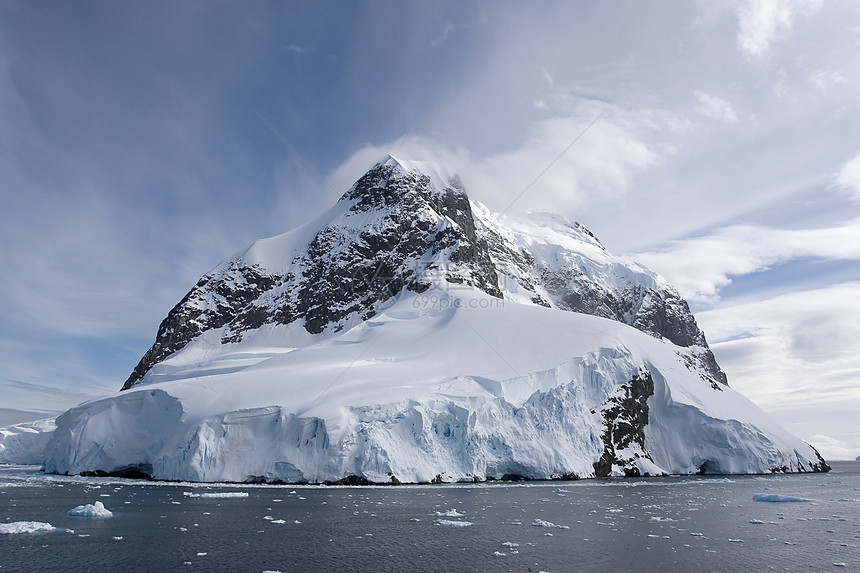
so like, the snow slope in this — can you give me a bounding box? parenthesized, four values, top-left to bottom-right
(2, 156, 828, 482)
(41, 288, 825, 483)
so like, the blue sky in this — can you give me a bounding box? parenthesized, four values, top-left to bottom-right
(1, 1, 858, 459)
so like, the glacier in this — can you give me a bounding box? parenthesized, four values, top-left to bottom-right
(40, 289, 826, 483)
(0, 156, 828, 482)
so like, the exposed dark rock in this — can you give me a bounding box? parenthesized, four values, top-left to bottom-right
(325, 474, 377, 486)
(122, 264, 278, 390)
(593, 371, 655, 478)
(808, 447, 831, 473)
(500, 473, 531, 482)
(80, 464, 154, 480)
(123, 161, 504, 390)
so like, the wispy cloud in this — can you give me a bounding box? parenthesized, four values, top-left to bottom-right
(1, 379, 102, 404)
(834, 149, 860, 201)
(804, 434, 860, 461)
(285, 44, 314, 55)
(630, 220, 860, 303)
(696, 282, 860, 458)
(327, 101, 679, 217)
(807, 67, 848, 95)
(694, 91, 739, 124)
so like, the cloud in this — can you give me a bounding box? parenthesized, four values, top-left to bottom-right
(1, 379, 102, 405)
(694, 91, 739, 124)
(834, 150, 860, 201)
(0, 408, 62, 426)
(327, 101, 678, 217)
(695, 283, 860, 456)
(808, 67, 848, 95)
(693, 91, 739, 124)
(734, 0, 823, 60)
(285, 45, 314, 54)
(804, 435, 860, 461)
(630, 220, 860, 303)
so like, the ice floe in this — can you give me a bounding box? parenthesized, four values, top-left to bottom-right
(0, 521, 56, 534)
(531, 518, 569, 529)
(435, 519, 472, 527)
(183, 491, 249, 498)
(752, 493, 811, 503)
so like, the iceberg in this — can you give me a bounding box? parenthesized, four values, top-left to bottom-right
(68, 500, 113, 518)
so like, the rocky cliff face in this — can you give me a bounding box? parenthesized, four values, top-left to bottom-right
(123, 156, 724, 390)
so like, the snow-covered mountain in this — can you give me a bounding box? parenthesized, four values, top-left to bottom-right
(122, 156, 725, 391)
(1, 156, 828, 482)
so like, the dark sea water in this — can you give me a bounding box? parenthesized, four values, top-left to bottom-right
(1, 462, 858, 572)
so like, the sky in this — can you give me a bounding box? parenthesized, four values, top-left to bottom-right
(1, 1, 858, 459)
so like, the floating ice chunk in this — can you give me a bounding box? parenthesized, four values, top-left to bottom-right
(68, 501, 113, 518)
(113, 536, 123, 541)
(501, 542, 519, 547)
(184, 491, 248, 498)
(753, 494, 811, 503)
(0, 521, 56, 534)
(435, 519, 473, 527)
(434, 509, 466, 517)
(749, 519, 765, 524)
(271, 519, 286, 524)
(531, 519, 569, 529)
(649, 516, 675, 522)
(728, 539, 743, 543)
(493, 551, 506, 557)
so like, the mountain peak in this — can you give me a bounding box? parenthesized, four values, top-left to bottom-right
(373, 155, 465, 193)
(121, 158, 725, 391)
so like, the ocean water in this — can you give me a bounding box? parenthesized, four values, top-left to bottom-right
(1, 462, 858, 572)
